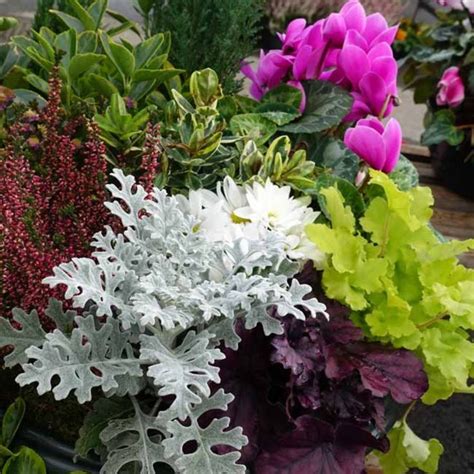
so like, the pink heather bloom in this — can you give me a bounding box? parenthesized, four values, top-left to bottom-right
(344, 117, 402, 173)
(436, 67, 465, 108)
(437, 0, 474, 13)
(242, 0, 399, 121)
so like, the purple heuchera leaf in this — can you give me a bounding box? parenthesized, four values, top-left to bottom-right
(254, 415, 388, 474)
(324, 342, 428, 404)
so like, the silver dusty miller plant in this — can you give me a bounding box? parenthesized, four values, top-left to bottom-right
(0, 169, 327, 473)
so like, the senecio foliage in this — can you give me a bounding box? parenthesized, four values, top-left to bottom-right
(1, 169, 326, 473)
(307, 170, 474, 408)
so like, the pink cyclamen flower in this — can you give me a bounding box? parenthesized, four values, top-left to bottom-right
(339, 42, 398, 120)
(436, 67, 465, 108)
(241, 50, 293, 100)
(437, 0, 474, 13)
(344, 117, 402, 173)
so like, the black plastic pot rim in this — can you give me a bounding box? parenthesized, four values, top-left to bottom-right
(0, 407, 101, 474)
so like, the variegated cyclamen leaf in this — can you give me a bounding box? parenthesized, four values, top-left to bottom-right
(140, 331, 224, 421)
(0, 307, 46, 368)
(17, 316, 142, 403)
(100, 399, 172, 474)
(162, 389, 247, 474)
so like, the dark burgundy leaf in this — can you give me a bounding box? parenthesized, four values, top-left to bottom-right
(214, 323, 289, 464)
(254, 416, 387, 474)
(325, 342, 428, 404)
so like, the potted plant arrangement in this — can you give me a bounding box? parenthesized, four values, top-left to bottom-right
(0, 1, 473, 473)
(398, 0, 474, 199)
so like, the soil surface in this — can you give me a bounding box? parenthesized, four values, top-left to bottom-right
(409, 394, 474, 474)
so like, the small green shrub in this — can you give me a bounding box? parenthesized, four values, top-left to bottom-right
(139, 0, 264, 93)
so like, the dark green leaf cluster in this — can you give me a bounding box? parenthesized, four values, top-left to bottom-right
(140, 0, 264, 93)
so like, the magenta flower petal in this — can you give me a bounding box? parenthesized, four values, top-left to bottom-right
(344, 29, 369, 51)
(341, 0, 367, 32)
(344, 92, 371, 121)
(364, 13, 388, 44)
(287, 80, 306, 112)
(382, 118, 402, 173)
(370, 25, 399, 47)
(359, 72, 388, 117)
(339, 44, 370, 89)
(241, 62, 258, 83)
(358, 117, 385, 133)
(323, 13, 347, 46)
(250, 82, 264, 100)
(293, 45, 313, 80)
(345, 124, 386, 170)
(436, 66, 465, 107)
(371, 56, 398, 84)
(367, 42, 393, 62)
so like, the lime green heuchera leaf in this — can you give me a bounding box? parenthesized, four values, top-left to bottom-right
(377, 420, 443, 474)
(306, 170, 474, 404)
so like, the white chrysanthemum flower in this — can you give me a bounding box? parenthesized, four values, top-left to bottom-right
(181, 177, 324, 264)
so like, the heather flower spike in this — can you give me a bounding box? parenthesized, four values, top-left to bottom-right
(436, 66, 466, 108)
(344, 117, 402, 173)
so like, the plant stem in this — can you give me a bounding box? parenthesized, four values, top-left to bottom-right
(416, 313, 448, 330)
(402, 400, 417, 423)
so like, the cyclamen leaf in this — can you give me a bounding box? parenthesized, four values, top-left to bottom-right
(162, 390, 248, 474)
(100, 399, 171, 474)
(17, 316, 142, 403)
(141, 331, 224, 421)
(0, 308, 46, 368)
(377, 421, 443, 474)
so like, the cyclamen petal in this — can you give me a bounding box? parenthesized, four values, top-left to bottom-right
(344, 117, 402, 173)
(345, 125, 386, 170)
(436, 66, 465, 108)
(382, 118, 402, 173)
(339, 45, 370, 89)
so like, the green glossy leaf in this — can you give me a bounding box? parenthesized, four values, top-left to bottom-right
(100, 33, 135, 80)
(421, 109, 465, 147)
(1, 399, 25, 448)
(313, 175, 366, 218)
(75, 398, 133, 458)
(13, 89, 47, 108)
(0, 17, 18, 32)
(25, 74, 49, 94)
(68, 0, 96, 30)
(280, 80, 353, 134)
(230, 113, 277, 146)
(2, 447, 46, 474)
(50, 11, 85, 32)
(262, 84, 303, 109)
(306, 136, 360, 182)
(87, 74, 119, 98)
(69, 53, 104, 80)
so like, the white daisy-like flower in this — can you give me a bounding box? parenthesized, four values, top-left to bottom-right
(181, 177, 324, 264)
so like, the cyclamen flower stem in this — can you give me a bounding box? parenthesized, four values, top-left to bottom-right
(378, 94, 394, 120)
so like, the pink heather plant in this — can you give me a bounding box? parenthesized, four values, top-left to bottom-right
(0, 71, 108, 327)
(436, 67, 466, 108)
(244, 0, 399, 120)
